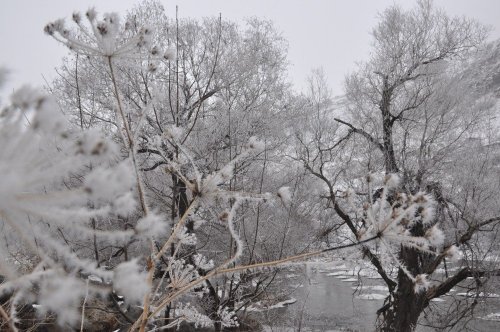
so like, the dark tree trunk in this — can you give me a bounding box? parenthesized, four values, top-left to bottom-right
(382, 117, 399, 174)
(164, 172, 189, 331)
(379, 248, 429, 332)
(376, 85, 431, 331)
(375, 178, 444, 331)
(380, 84, 399, 174)
(170, 172, 223, 331)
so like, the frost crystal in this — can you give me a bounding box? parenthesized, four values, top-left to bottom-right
(175, 303, 212, 328)
(176, 227, 197, 245)
(383, 173, 400, 189)
(113, 192, 137, 216)
(169, 260, 199, 290)
(425, 224, 445, 248)
(277, 186, 292, 206)
(83, 161, 135, 202)
(113, 259, 149, 303)
(164, 125, 184, 141)
(218, 306, 239, 327)
(164, 48, 176, 61)
(135, 213, 168, 237)
(245, 136, 265, 152)
(192, 253, 214, 271)
(38, 276, 84, 326)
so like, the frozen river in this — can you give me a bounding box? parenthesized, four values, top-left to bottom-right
(254, 261, 500, 332)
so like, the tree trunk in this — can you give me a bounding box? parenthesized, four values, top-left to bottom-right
(382, 118, 399, 174)
(377, 89, 430, 329)
(170, 173, 223, 331)
(164, 172, 189, 331)
(380, 85, 399, 174)
(378, 248, 429, 332)
(376, 178, 441, 331)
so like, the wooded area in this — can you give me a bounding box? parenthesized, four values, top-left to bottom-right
(1, 0, 499, 331)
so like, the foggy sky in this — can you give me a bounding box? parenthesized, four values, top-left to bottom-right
(1, 0, 499, 98)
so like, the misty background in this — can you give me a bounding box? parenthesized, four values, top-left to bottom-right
(1, 0, 500, 98)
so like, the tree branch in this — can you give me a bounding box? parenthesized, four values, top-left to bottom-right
(137, 148, 162, 155)
(426, 268, 500, 301)
(334, 118, 384, 152)
(141, 161, 168, 172)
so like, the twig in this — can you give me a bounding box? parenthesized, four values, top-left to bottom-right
(0, 304, 18, 332)
(80, 280, 89, 332)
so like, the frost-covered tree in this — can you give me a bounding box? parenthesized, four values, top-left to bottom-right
(6, 1, 500, 331)
(296, 1, 500, 331)
(41, 3, 300, 331)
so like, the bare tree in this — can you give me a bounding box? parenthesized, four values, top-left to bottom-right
(297, 1, 500, 331)
(48, 1, 297, 330)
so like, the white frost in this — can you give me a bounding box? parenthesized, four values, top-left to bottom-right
(277, 186, 292, 206)
(113, 259, 149, 303)
(135, 213, 168, 237)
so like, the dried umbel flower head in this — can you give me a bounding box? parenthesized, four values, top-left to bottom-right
(45, 9, 159, 58)
(355, 173, 442, 272)
(0, 86, 137, 229)
(164, 47, 176, 61)
(383, 173, 400, 189)
(168, 259, 199, 290)
(424, 224, 445, 248)
(72, 12, 81, 24)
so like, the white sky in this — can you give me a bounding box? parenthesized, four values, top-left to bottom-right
(1, 0, 500, 98)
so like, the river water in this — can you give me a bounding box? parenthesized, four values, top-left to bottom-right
(254, 261, 500, 332)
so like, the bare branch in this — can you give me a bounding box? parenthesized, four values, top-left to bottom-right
(334, 118, 384, 152)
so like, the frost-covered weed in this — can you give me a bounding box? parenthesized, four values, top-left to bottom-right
(45, 10, 150, 58)
(0, 81, 152, 326)
(217, 306, 239, 328)
(172, 303, 212, 329)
